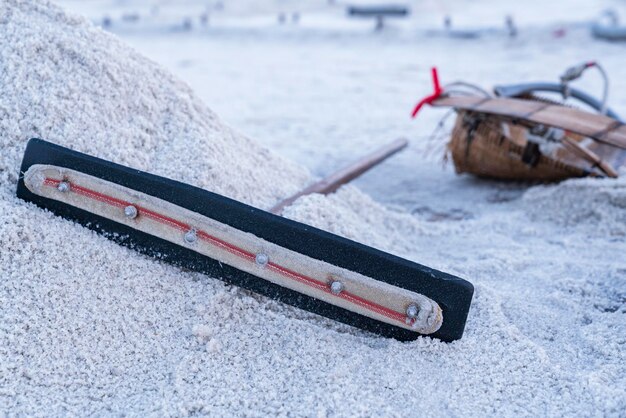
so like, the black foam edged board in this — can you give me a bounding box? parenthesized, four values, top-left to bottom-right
(17, 138, 473, 341)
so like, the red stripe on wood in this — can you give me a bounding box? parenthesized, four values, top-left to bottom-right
(43, 177, 410, 327)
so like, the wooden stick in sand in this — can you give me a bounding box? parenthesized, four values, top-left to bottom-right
(269, 138, 408, 215)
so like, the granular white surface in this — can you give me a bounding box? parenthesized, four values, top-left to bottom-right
(1, 1, 625, 416)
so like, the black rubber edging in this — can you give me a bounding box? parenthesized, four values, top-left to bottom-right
(16, 138, 473, 342)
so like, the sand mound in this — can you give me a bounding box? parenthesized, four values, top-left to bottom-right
(0, 0, 309, 208)
(0, 1, 429, 414)
(522, 177, 626, 237)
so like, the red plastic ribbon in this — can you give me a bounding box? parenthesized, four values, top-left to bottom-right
(411, 67, 443, 118)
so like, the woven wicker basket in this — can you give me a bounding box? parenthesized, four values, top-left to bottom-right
(448, 110, 589, 181)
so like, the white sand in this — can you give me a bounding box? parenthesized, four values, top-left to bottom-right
(1, 1, 625, 416)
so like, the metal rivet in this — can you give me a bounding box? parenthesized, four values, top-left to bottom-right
(124, 205, 138, 219)
(330, 281, 344, 295)
(406, 304, 419, 319)
(184, 229, 197, 243)
(255, 253, 269, 266)
(57, 181, 71, 193)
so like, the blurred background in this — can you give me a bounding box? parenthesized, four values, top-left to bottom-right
(56, 0, 626, 214)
